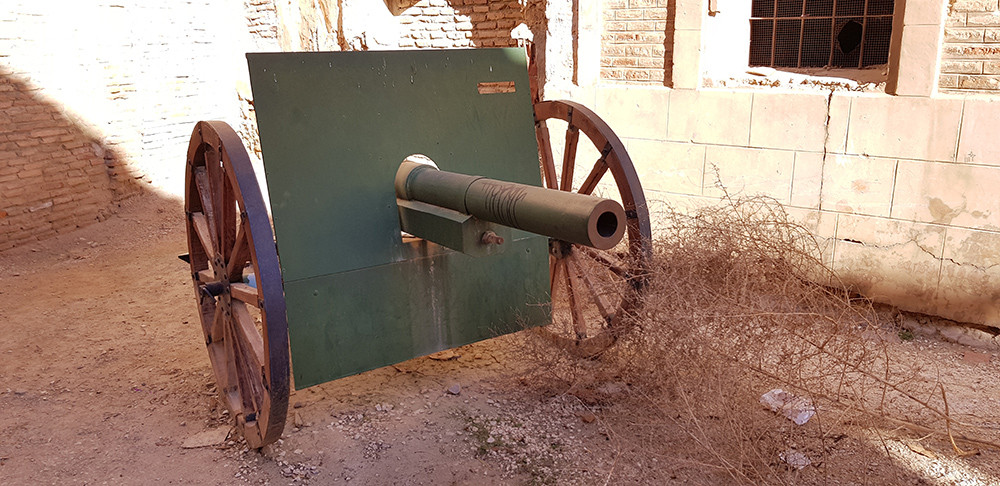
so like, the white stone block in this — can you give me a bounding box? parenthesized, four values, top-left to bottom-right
(784, 207, 839, 284)
(671, 29, 702, 90)
(704, 145, 794, 201)
(937, 227, 1000, 326)
(749, 91, 829, 151)
(902, 0, 947, 26)
(667, 89, 753, 146)
(790, 152, 824, 209)
(832, 214, 945, 315)
(825, 93, 852, 154)
(593, 86, 669, 140)
(674, 0, 704, 31)
(821, 154, 897, 217)
(891, 159, 1000, 230)
(626, 139, 705, 196)
(957, 97, 1000, 167)
(846, 95, 962, 162)
(888, 24, 945, 96)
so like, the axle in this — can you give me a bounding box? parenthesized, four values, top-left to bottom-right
(394, 161, 625, 250)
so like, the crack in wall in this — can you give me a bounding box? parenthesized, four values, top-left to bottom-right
(818, 89, 834, 211)
(837, 236, 1000, 272)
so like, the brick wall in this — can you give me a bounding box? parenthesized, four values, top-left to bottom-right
(0, 1, 251, 250)
(600, 0, 672, 85)
(0, 69, 115, 251)
(397, 0, 526, 49)
(940, 0, 1000, 92)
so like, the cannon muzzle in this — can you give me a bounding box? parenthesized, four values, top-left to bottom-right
(395, 161, 625, 250)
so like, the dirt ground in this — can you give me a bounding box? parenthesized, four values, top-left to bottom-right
(3, 194, 1000, 485)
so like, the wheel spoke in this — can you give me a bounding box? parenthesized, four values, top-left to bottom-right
(204, 146, 226, 251)
(190, 212, 216, 260)
(578, 147, 611, 196)
(230, 302, 266, 414)
(231, 283, 260, 307)
(535, 120, 558, 189)
(226, 220, 250, 282)
(195, 268, 214, 284)
(563, 258, 588, 340)
(208, 303, 225, 345)
(193, 167, 219, 246)
(548, 256, 557, 290)
(560, 126, 580, 192)
(550, 259, 569, 335)
(579, 246, 629, 278)
(232, 302, 266, 372)
(567, 253, 614, 323)
(220, 167, 238, 262)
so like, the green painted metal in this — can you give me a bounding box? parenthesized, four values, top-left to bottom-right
(395, 160, 626, 250)
(396, 199, 510, 258)
(247, 49, 550, 388)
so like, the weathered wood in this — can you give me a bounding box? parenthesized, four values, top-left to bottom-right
(533, 100, 652, 356)
(184, 121, 289, 449)
(230, 283, 260, 307)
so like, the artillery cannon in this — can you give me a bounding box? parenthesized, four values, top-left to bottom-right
(183, 48, 651, 448)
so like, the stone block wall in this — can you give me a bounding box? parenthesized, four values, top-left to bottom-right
(940, 0, 1000, 92)
(583, 86, 1000, 327)
(600, 0, 672, 84)
(564, 0, 1000, 328)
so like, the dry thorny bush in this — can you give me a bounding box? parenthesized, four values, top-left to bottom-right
(521, 191, 998, 484)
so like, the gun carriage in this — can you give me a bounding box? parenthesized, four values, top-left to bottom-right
(183, 48, 651, 447)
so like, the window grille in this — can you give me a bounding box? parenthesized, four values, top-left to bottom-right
(749, 0, 894, 69)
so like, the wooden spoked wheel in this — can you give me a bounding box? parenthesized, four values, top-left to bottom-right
(184, 121, 289, 448)
(533, 100, 653, 356)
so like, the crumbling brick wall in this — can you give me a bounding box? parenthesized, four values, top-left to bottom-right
(397, 0, 526, 49)
(0, 70, 115, 251)
(600, 0, 673, 85)
(1, 1, 250, 250)
(939, 0, 1000, 92)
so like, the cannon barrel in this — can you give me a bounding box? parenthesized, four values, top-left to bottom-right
(395, 161, 626, 250)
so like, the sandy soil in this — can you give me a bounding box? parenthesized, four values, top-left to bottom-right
(2, 194, 1000, 485)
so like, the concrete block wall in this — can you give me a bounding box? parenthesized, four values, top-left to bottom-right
(940, 0, 1000, 92)
(600, 0, 672, 84)
(553, 0, 1000, 327)
(582, 85, 1000, 327)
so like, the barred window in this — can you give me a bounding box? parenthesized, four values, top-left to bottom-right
(749, 0, 894, 69)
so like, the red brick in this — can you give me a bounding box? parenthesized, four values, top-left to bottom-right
(30, 127, 67, 138)
(18, 168, 42, 179)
